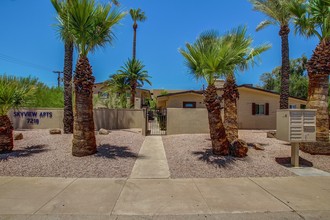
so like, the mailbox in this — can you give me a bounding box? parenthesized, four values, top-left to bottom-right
(276, 109, 316, 143)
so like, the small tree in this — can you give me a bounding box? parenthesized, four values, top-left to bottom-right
(0, 75, 36, 153)
(117, 58, 152, 108)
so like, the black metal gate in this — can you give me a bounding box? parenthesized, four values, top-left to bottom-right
(147, 108, 167, 135)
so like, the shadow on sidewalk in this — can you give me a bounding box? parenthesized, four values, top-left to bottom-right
(0, 145, 49, 161)
(275, 157, 313, 167)
(95, 144, 138, 159)
(192, 149, 240, 168)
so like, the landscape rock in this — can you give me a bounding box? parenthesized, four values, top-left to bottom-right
(267, 131, 276, 138)
(230, 139, 248, 158)
(99, 128, 110, 135)
(49, 129, 61, 135)
(251, 143, 265, 151)
(14, 133, 23, 140)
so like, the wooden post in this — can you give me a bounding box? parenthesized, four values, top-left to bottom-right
(291, 142, 300, 167)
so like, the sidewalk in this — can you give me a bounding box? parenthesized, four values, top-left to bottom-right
(0, 136, 329, 219)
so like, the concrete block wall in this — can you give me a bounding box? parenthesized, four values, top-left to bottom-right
(9, 108, 143, 130)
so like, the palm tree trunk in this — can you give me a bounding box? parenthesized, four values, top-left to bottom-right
(130, 80, 136, 108)
(279, 25, 290, 109)
(307, 73, 329, 142)
(0, 115, 14, 153)
(133, 23, 137, 59)
(72, 56, 96, 157)
(307, 40, 330, 143)
(204, 84, 229, 155)
(223, 74, 239, 143)
(63, 41, 74, 134)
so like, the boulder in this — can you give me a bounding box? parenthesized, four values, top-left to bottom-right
(99, 128, 110, 135)
(14, 133, 23, 140)
(267, 131, 276, 138)
(49, 129, 61, 135)
(230, 139, 248, 158)
(251, 143, 265, 151)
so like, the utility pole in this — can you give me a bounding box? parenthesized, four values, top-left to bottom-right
(53, 71, 63, 88)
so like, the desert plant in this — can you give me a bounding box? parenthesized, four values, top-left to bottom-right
(0, 75, 36, 153)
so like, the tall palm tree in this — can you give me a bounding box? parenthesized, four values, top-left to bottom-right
(105, 73, 130, 108)
(117, 58, 152, 108)
(62, 0, 125, 157)
(291, 0, 330, 145)
(130, 8, 146, 59)
(180, 31, 233, 155)
(222, 26, 270, 143)
(0, 75, 36, 153)
(51, 0, 74, 134)
(250, 0, 296, 109)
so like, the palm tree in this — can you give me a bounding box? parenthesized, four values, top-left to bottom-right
(105, 73, 130, 108)
(291, 0, 330, 145)
(250, 0, 296, 109)
(0, 75, 36, 153)
(130, 8, 146, 59)
(222, 27, 270, 143)
(117, 58, 152, 108)
(180, 31, 234, 155)
(63, 0, 125, 157)
(51, 0, 74, 134)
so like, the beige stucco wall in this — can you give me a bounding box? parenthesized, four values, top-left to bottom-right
(167, 108, 210, 135)
(9, 108, 64, 130)
(9, 108, 143, 130)
(237, 87, 307, 129)
(164, 93, 205, 108)
(160, 87, 307, 131)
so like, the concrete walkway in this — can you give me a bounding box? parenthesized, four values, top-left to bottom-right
(0, 176, 329, 219)
(1, 137, 330, 219)
(130, 136, 170, 179)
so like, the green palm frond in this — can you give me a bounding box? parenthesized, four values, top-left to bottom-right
(256, 20, 276, 31)
(291, 0, 330, 40)
(130, 8, 147, 23)
(63, 0, 126, 56)
(250, 0, 294, 27)
(51, 0, 74, 43)
(0, 75, 37, 116)
(116, 58, 152, 89)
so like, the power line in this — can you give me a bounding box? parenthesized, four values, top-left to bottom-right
(0, 52, 53, 72)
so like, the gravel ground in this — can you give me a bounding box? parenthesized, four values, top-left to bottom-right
(162, 130, 330, 178)
(0, 129, 144, 178)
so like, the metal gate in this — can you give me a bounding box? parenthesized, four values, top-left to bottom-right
(147, 108, 167, 135)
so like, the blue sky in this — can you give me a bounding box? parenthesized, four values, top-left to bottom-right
(0, 0, 319, 90)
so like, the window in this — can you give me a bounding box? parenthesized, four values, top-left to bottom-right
(256, 104, 265, 115)
(300, 104, 306, 109)
(289, 104, 297, 109)
(183, 101, 196, 108)
(252, 103, 269, 115)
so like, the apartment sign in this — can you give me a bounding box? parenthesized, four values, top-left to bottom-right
(13, 111, 53, 125)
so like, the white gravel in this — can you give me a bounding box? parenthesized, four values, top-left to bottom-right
(0, 129, 144, 178)
(162, 130, 330, 178)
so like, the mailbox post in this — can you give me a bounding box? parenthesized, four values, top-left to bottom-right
(276, 109, 316, 167)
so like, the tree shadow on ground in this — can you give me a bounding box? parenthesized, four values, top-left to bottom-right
(275, 157, 313, 167)
(0, 145, 49, 161)
(247, 142, 269, 147)
(192, 149, 240, 168)
(95, 144, 138, 159)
